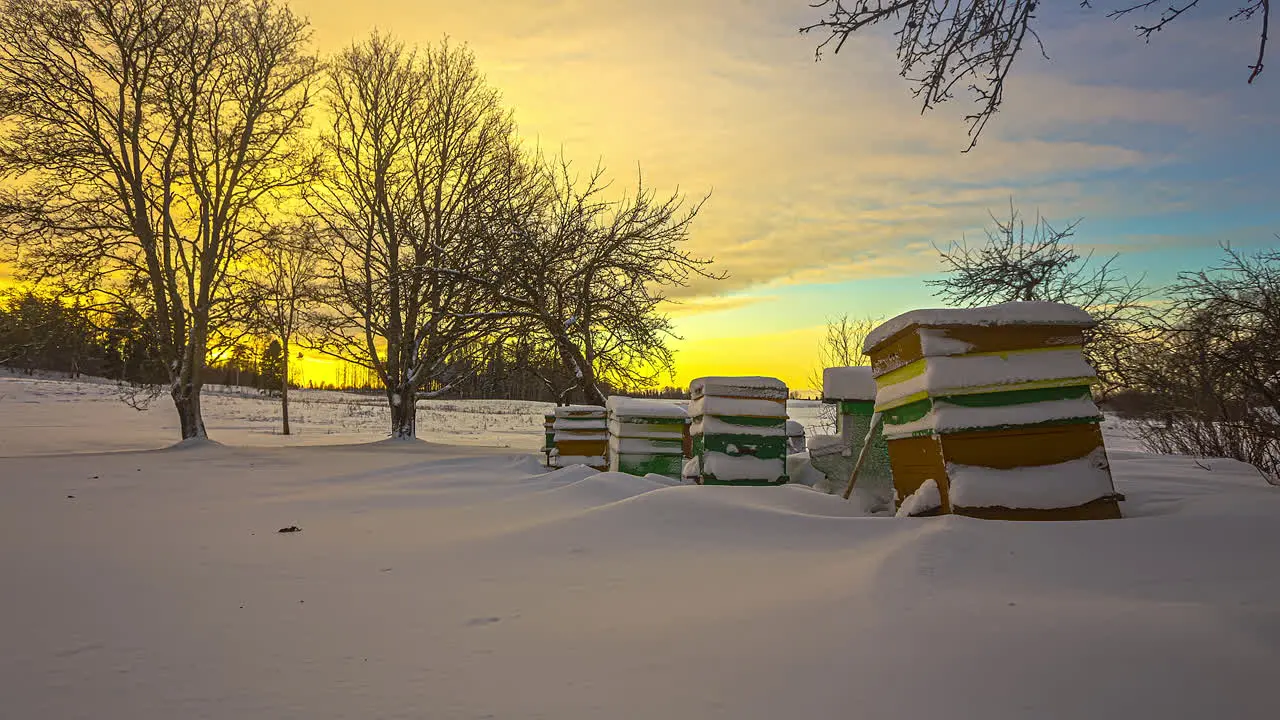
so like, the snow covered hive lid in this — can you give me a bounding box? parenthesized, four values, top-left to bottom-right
(822, 366, 876, 401)
(605, 395, 690, 419)
(689, 376, 788, 400)
(555, 404, 606, 418)
(863, 301, 1096, 355)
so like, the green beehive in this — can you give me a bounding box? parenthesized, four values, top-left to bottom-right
(689, 376, 789, 486)
(606, 396, 689, 478)
(813, 366, 893, 509)
(542, 412, 557, 465)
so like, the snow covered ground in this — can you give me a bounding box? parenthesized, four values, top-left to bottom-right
(1, 373, 1278, 719)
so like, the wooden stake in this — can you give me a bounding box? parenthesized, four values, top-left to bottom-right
(842, 412, 884, 500)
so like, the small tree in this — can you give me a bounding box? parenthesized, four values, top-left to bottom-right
(927, 203, 1148, 393)
(258, 339, 284, 395)
(806, 314, 879, 431)
(808, 314, 877, 391)
(245, 222, 322, 434)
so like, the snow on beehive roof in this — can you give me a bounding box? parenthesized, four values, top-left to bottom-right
(605, 395, 689, 418)
(555, 404, 606, 417)
(689, 376, 787, 399)
(863, 301, 1096, 354)
(822, 366, 876, 401)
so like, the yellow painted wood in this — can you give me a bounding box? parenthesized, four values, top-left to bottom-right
(939, 422, 1105, 469)
(886, 435, 951, 514)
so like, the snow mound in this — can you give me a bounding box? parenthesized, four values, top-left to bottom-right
(896, 478, 942, 517)
(865, 301, 1095, 352)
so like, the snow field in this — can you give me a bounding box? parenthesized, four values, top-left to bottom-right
(1, 374, 1279, 719)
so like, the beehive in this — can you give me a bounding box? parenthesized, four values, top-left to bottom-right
(551, 405, 608, 470)
(606, 396, 689, 478)
(863, 302, 1122, 521)
(689, 376, 789, 486)
(541, 412, 557, 466)
(816, 366, 893, 509)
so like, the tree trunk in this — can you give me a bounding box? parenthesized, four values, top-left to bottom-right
(170, 314, 210, 441)
(281, 338, 291, 436)
(172, 385, 207, 440)
(389, 385, 416, 439)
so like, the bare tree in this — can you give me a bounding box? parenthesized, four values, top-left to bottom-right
(243, 220, 323, 435)
(1128, 243, 1280, 483)
(801, 0, 1271, 150)
(458, 154, 719, 406)
(804, 313, 879, 431)
(0, 0, 318, 439)
(306, 34, 518, 439)
(808, 314, 877, 391)
(927, 202, 1149, 393)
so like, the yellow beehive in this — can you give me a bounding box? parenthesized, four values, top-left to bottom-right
(864, 302, 1122, 521)
(551, 405, 608, 470)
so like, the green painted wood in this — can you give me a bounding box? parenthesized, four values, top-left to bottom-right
(884, 414, 1105, 439)
(616, 454, 685, 477)
(692, 434, 788, 459)
(880, 397, 932, 426)
(692, 415, 787, 428)
(839, 400, 875, 416)
(937, 384, 1093, 408)
(881, 384, 1096, 428)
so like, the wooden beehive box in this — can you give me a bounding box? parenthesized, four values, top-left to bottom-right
(863, 302, 1122, 521)
(688, 376, 789, 486)
(606, 396, 689, 478)
(552, 405, 608, 470)
(820, 366, 893, 507)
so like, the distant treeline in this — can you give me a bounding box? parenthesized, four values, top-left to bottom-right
(0, 290, 690, 402)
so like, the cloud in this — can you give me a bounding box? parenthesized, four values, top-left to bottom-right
(660, 293, 773, 316)
(290, 1, 1280, 315)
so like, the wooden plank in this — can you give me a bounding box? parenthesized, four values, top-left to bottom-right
(931, 324, 1086, 356)
(869, 327, 923, 377)
(939, 422, 1104, 469)
(555, 439, 609, 457)
(868, 323, 1087, 374)
(954, 496, 1122, 521)
(886, 435, 951, 513)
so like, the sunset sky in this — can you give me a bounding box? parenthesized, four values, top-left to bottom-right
(290, 0, 1280, 391)
(12, 0, 1280, 393)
